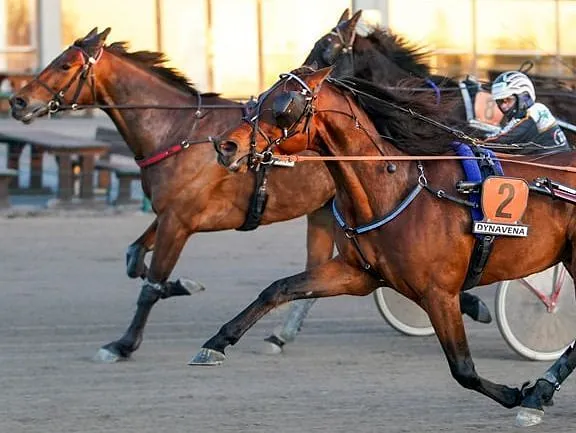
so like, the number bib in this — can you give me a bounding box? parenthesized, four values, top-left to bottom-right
(473, 177, 530, 237)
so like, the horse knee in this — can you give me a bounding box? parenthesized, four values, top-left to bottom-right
(450, 360, 480, 390)
(257, 280, 286, 305)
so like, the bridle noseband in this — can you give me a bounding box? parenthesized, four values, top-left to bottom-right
(33, 45, 102, 114)
(242, 72, 315, 170)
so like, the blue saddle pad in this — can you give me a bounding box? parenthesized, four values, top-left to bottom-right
(452, 142, 504, 223)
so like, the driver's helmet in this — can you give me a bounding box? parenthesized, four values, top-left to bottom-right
(491, 71, 536, 118)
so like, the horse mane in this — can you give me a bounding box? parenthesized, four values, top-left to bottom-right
(354, 28, 432, 79)
(331, 76, 460, 155)
(82, 40, 213, 97)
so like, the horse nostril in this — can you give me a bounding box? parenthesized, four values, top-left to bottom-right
(9, 97, 27, 109)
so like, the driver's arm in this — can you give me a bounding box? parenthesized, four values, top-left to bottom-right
(483, 117, 538, 144)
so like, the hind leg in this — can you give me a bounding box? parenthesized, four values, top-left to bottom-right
(190, 256, 380, 365)
(263, 203, 335, 354)
(96, 212, 203, 363)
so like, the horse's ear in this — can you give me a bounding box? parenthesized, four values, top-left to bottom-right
(97, 28, 112, 44)
(307, 67, 334, 91)
(84, 27, 98, 39)
(337, 8, 350, 24)
(348, 10, 363, 30)
(339, 10, 362, 44)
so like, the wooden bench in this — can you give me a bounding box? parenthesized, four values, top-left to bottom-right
(0, 128, 110, 201)
(94, 159, 141, 205)
(92, 127, 141, 205)
(0, 168, 17, 208)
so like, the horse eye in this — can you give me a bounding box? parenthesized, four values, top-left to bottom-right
(61, 64, 72, 71)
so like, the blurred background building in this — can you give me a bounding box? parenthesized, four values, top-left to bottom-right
(2, 0, 576, 99)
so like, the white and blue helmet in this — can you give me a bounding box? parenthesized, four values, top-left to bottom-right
(491, 71, 536, 102)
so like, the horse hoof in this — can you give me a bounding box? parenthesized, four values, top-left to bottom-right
(515, 407, 544, 427)
(93, 347, 129, 364)
(188, 348, 226, 366)
(178, 278, 206, 295)
(259, 340, 284, 356)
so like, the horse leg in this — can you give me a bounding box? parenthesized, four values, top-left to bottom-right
(95, 213, 203, 363)
(189, 256, 380, 365)
(516, 255, 576, 427)
(426, 289, 522, 408)
(126, 218, 157, 279)
(460, 292, 492, 324)
(515, 342, 576, 427)
(263, 202, 335, 354)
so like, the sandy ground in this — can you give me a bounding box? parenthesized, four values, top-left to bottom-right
(1, 212, 575, 433)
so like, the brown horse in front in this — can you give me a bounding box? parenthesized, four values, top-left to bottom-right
(209, 67, 576, 426)
(9, 28, 335, 362)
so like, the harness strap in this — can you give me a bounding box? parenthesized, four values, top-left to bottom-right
(425, 78, 441, 105)
(332, 184, 423, 277)
(332, 184, 423, 236)
(135, 138, 210, 168)
(236, 166, 270, 231)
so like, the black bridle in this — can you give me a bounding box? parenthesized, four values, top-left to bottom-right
(324, 25, 355, 67)
(33, 45, 102, 114)
(241, 72, 315, 170)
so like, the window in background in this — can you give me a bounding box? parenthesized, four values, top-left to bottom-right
(61, 0, 157, 52)
(209, 0, 259, 98)
(0, 0, 37, 71)
(260, 0, 351, 88)
(558, 1, 576, 77)
(159, 0, 208, 92)
(475, 0, 557, 78)
(388, 0, 473, 76)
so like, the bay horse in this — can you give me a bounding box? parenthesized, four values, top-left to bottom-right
(9, 24, 488, 362)
(263, 9, 495, 351)
(208, 66, 576, 426)
(9, 28, 335, 363)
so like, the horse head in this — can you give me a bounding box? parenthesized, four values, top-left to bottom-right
(216, 67, 334, 172)
(303, 9, 362, 77)
(10, 27, 111, 123)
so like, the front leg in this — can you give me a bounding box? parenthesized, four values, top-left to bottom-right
(96, 213, 203, 363)
(189, 256, 380, 365)
(425, 289, 522, 409)
(516, 342, 576, 427)
(126, 218, 157, 279)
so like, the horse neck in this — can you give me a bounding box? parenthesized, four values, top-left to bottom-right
(317, 95, 415, 222)
(95, 52, 201, 158)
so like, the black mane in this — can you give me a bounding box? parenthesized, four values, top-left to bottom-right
(351, 28, 431, 83)
(331, 76, 460, 155)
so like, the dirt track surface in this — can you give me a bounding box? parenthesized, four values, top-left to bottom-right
(1, 213, 575, 433)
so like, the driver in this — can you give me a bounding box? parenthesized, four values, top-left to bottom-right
(483, 71, 570, 154)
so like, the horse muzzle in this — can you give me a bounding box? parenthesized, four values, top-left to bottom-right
(9, 97, 49, 124)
